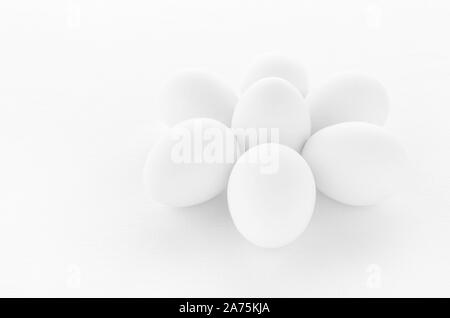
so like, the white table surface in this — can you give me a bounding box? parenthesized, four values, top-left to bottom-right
(1, 0, 450, 297)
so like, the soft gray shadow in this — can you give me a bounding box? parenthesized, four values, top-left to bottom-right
(138, 191, 242, 253)
(288, 192, 403, 266)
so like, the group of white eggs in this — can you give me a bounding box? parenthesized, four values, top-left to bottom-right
(144, 54, 407, 248)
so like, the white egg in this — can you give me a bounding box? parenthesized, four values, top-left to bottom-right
(158, 69, 237, 126)
(143, 118, 239, 207)
(232, 77, 311, 152)
(302, 122, 407, 206)
(227, 143, 316, 248)
(307, 72, 389, 133)
(241, 53, 308, 96)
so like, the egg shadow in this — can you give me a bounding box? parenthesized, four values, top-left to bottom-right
(140, 191, 243, 253)
(289, 192, 403, 266)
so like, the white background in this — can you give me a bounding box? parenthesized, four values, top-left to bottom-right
(1, 0, 450, 297)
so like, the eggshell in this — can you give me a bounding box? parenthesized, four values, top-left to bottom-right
(307, 72, 389, 133)
(158, 69, 237, 126)
(302, 122, 407, 206)
(232, 77, 311, 152)
(143, 118, 239, 207)
(227, 143, 316, 248)
(241, 54, 308, 96)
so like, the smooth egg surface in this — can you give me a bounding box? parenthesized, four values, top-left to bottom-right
(302, 122, 407, 206)
(227, 143, 316, 248)
(144, 118, 239, 207)
(241, 53, 308, 96)
(232, 77, 311, 152)
(307, 72, 389, 133)
(158, 69, 237, 126)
